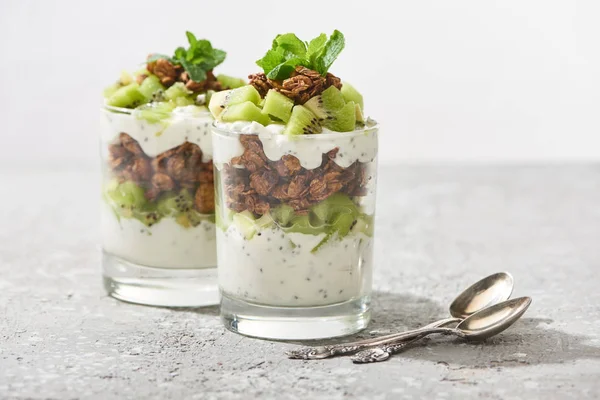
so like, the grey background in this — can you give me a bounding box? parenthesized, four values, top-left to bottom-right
(2, 166, 599, 399)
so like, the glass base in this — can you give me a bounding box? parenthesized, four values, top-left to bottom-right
(102, 252, 219, 307)
(220, 293, 371, 340)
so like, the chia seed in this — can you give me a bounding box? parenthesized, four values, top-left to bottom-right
(279, 246, 283, 251)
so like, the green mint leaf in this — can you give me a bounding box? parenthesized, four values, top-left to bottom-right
(146, 53, 173, 63)
(186, 31, 198, 47)
(174, 47, 187, 60)
(180, 58, 208, 82)
(275, 33, 307, 58)
(306, 33, 327, 60)
(256, 48, 286, 75)
(314, 30, 345, 75)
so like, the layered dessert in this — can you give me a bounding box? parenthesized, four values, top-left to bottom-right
(101, 33, 244, 305)
(210, 31, 378, 312)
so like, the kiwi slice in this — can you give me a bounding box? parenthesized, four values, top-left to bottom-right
(340, 82, 364, 110)
(284, 215, 325, 235)
(262, 90, 294, 123)
(208, 86, 262, 119)
(138, 75, 165, 101)
(324, 101, 356, 132)
(164, 82, 192, 101)
(221, 101, 270, 125)
(217, 74, 246, 89)
(282, 105, 322, 135)
(304, 86, 346, 122)
(310, 193, 358, 224)
(135, 102, 175, 124)
(106, 83, 146, 108)
(233, 210, 258, 240)
(270, 204, 295, 226)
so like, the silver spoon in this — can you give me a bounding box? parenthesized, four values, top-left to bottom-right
(351, 296, 532, 363)
(286, 272, 514, 360)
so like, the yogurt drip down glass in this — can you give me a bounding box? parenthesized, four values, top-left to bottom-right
(212, 121, 378, 339)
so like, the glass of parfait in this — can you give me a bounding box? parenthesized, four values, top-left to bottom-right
(210, 30, 378, 339)
(100, 32, 245, 307)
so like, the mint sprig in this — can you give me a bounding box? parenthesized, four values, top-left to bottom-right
(256, 30, 345, 80)
(146, 32, 226, 82)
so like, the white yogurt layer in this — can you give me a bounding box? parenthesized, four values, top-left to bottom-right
(101, 204, 216, 269)
(217, 225, 373, 307)
(101, 107, 214, 161)
(213, 121, 378, 169)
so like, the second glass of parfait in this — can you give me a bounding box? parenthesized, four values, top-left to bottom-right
(210, 30, 379, 339)
(100, 32, 246, 307)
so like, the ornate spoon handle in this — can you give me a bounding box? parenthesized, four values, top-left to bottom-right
(351, 334, 426, 363)
(286, 317, 461, 360)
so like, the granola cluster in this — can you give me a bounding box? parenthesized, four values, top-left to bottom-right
(220, 135, 369, 217)
(141, 58, 223, 93)
(108, 133, 214, 213)
(249, 66, 342, 104)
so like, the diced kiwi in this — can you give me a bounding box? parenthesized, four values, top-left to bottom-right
(138, 75, 165, 101)
(304, 86, 346, 122)
(352, 214, 374, 236)
(324, 101, 356, 132)
(164, 82, 192, 101)
(262, 90, 294, 123)
(284, 215, 324, 235)
(134, 210, 162, 227)
(103, 84, 120, 98)
(208, 85, 262, 120)
(120, 71, 133, 86)
(283, 105, 322, 135)
(270, 204, 295, 226)
(255, 213, 274, 230)
(233, 210, 257, 240)
(310, 193, 358, 223)
(135, 102, 175, 124)
(215, 204, 235, 231)
(175, 211, 208, 228)
(340, 82, 364, 110)
(221, 101, 270, 125)
(356, 104, 365, 124)
(172, 96, 195, 107)
(106, 180, 148, 217)
(217, 74, 247, 89)
(156, 189, 194, 216)
(329, 212, 355, 237)
(106, 83, 146, 108)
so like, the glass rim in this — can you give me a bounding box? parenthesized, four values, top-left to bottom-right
(102, 103, 212, 118)
(211, 120, 379, 140)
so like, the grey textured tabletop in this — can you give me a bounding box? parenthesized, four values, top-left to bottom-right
(1, 165, 600, 399)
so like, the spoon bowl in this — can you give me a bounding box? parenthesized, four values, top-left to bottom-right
(457, 296, 532, 341)
(450, 272, 514, 319)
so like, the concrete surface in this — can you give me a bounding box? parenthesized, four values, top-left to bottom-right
(1, 165, 599, 399)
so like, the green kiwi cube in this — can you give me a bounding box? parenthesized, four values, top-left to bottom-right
(103, 83, 120, 98)
(221, 101, 271, 125)
(270, 204, 295, 226)
(330, 212, 355, 237)
(285, 215, 324, 235)
(262, 90, 294, 123)
(340, 82, 364, 110)
(217, 74, 247, 89)
(135, 102, 175, 124)
(106, 83, 146, 108)
(233, 210, 258, 239)
(324, 101, 356, 132)
(283, 105, 322, 135)
(228, 85, 261, 106)
(304, 86, 346, 123)
(208, 90, 230, 118)
(355, 103, 364, 123)
(138, 75, 164, 101)
(164, 82, 191, 101)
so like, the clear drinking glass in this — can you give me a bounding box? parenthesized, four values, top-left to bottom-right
(100, 105, 218, 307)
(212, 122, 378, 339)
